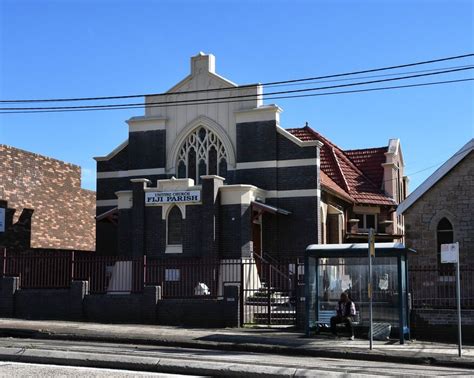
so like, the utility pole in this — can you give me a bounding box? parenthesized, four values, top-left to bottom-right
(368, 228, 375, 350)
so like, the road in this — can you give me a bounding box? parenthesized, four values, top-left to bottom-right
(0, 361, 193, 377)
(0, 337, 472, 377)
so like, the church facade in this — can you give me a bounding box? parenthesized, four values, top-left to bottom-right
(95, 53, 405, 259)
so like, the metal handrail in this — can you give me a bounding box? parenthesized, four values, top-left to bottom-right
(252, 252, 293, 290)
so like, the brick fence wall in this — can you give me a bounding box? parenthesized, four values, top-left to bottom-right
(411, 309, 474, 342)
(0, 144, 96, 250)
(0, 276, 240, 327)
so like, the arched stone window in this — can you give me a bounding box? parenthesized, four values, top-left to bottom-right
(176, 126, 228, 184)
(167, 206, 183, 246)
(437, 217, 453, 266)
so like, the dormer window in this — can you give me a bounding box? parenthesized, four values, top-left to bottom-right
(176, 126, 228, 184)
(355, 213, 377, 232)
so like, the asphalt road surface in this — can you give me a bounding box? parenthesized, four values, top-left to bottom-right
(0, 337, 472, 377)
(0, 361, 194, 377)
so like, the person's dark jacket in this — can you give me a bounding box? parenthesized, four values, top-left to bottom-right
(336, 300, 356, 317)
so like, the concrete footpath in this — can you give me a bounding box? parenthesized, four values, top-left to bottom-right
(0, 318, 472, 370)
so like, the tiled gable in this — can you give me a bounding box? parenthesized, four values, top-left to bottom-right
(286, 126, 395, 206)
(345, 147, 387, 189)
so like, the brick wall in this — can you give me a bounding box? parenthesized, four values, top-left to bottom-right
(156, 285, 240, 327)
(1, 276, 240, 327)
(84, 286, 160, 324)
(0, 145, 96, 251)
(98, 118, 321, 258)
(264, 197, 319, 257)
(220, 204, 252, 258)
(411, 309, 474, 342)
(96, 132, 167, 211)
(0, 200, 33, 252)
(404, 152, 474, 267)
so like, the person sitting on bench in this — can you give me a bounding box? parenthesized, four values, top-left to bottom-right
(330, 292, 356, 340)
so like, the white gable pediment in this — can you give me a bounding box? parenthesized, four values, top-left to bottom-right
(143, 53, 262, 172)
(166, 52, 237, 94)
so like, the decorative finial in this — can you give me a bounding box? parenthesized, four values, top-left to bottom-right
(305, 121, 309, 127)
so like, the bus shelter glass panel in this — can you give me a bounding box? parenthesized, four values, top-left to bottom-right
(305, 256, 317, 331)
(400, 256, 409, 335)
(316, 256, 399, 327)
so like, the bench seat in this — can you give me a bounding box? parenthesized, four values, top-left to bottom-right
(317, 310, 361, 328)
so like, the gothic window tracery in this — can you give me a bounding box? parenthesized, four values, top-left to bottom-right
(176, 126, 228, 183)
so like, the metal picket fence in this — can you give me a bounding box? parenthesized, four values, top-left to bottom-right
(0, 248, 303, 325)
(409, 265, 474, 309)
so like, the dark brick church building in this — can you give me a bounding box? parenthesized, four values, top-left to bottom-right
(95, 53, 406, 259)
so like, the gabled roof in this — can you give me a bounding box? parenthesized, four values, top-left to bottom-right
(397, 139, 474, 215)
(344, 147, 387, 189)
(93, 140, 128, 162)
(166, 52, 237, 93)
(287, 126, 395, 206)
(320, 170, 355, 203)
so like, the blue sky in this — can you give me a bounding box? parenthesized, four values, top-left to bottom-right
(1, 0, 473, 191)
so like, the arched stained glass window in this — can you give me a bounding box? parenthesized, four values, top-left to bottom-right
(219, 158, 227, 178)
(177, 160, 186, 179)
(437, 217, 454, 266)
(208, 146, 217, 176)
(198, 160, 207, 184)
(188, 148, 196, 183)
(177, 126, 228, 183)
(167, 206, 183, 245)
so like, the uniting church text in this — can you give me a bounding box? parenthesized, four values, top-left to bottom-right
(145, 191, 201, 205)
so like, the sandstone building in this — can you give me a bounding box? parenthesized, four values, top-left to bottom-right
(397, 139, 473, 337)
(398, 139, 473, 267)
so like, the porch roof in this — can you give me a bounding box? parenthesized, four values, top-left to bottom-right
(96, 207, 118, 222)
(251, 201, 291, 216)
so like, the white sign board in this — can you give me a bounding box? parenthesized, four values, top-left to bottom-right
(0, 208, 5, 232)
(145, 190, 200, 206)
(441, 242, 459, 264)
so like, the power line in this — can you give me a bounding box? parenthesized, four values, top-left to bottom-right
(1, 53, 473, 103)
(266, 64, 474, 88)
(1, 67, 472, 112)
(362, 143, 473, 188)
(1, 77, 472, 115)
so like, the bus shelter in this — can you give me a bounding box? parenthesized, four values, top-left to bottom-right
(305, 243, 415, 344)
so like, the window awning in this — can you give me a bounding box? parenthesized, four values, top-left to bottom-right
(251, 201, 291, 216)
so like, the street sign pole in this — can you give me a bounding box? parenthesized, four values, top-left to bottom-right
(456, 257, 462, 357)
(368, 228, 375, 350)
(441, 242, 462, 357)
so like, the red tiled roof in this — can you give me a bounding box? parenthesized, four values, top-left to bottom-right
(320, 171, 354, 203)
(344, 147, 387, 188)
(286, 126, 395, 206)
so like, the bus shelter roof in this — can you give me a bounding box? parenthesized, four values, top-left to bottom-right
(305, 242, 416, 258)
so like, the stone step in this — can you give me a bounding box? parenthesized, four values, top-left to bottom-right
(253, 310, 295, 318)
(252, 289, 288, 298)
(253, 313, 296, 325)
(245, 297, 290, 305)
